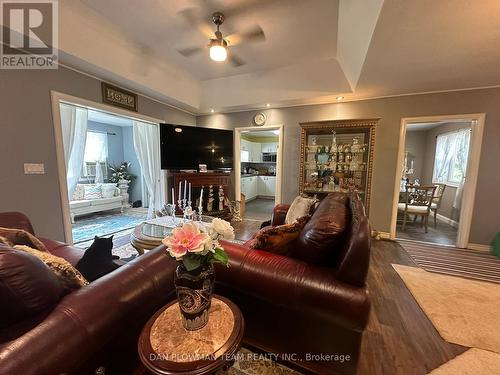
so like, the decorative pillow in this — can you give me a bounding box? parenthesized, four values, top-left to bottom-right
(284, 195, 318, 224)
(0, 246, 63, 329)
(249, 216, 310, 255)
(14, 245, 89, 293)
(293, 193, 350, 265)
(83, 184, 102, 199)
(76, 235, 120, 282)
(100, 183, 118, 198)
(0, 235, 14, 247)
(0, 227, 47, 251)
(72, 184, 85, 201)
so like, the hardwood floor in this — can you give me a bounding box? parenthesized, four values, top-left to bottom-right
(396, 218, 457, 246)
(358, 239, 467, 375)
(244, 198, 275, 221)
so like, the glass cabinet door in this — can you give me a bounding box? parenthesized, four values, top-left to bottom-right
(299, 119, 377, 214)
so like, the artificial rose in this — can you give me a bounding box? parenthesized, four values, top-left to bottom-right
(211, 218, 235, 240)
(162, 222, 210, 258)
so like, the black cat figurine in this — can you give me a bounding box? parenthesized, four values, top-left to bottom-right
(75, 235, 120, 282)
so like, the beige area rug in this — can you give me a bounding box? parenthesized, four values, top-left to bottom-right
(392, 264, 500, 353)
(428, 348, 500, 375)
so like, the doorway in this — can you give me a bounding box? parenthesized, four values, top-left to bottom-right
(51, 91, 164, 247)
(234, 125, 284, 222)
(391, 114, 485, 248)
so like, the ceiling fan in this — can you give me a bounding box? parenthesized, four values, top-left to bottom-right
(176, 9, 266, 66)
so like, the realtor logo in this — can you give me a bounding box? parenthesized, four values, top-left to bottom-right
(1, 0, 58, 69)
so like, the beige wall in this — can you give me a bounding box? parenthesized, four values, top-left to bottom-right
(0, 66, 195, 241)
(404, 130, 427, 181)
(197, 88, 500, 245)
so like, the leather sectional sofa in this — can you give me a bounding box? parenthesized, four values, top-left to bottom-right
(0, 192, 370, 375)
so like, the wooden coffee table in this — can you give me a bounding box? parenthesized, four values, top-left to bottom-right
(137, 295, 244, 375)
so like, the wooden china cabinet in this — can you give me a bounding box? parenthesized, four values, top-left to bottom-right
(299, 119, 377, 214)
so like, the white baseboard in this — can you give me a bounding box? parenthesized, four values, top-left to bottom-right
(467, 243, 491, 252)
(371, 230, 391, 240)
(436, 213, 459, 228)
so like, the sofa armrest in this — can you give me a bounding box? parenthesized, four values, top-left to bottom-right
(271, 204, 290, 226)
(217, 241, 370, 331)
(0, 212, 35, 235)
(0, 246, 176, 375)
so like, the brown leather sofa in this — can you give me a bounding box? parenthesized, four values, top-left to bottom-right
(0, 212, 177, 375)
(215, 192, 371, 375)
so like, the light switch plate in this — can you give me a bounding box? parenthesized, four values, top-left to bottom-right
(24, 163, 45, 175)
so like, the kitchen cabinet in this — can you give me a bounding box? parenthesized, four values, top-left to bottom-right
(241, 139, 251, 152)
(258, 176, 276, 196)
(261, 143, 278, 153)
(241, 176, 258, 201)
(250, 142, 261, 162)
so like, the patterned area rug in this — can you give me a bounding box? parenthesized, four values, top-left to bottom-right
(399, 240, 500, 284)
(72, 208, 147, 244)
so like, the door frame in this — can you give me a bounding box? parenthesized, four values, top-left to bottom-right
(234, 124, 284, 206)
(50, 90, 163, 244)
(390, 113, 485, 248)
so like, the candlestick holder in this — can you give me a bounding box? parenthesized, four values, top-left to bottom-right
(197, 205, 203, 222)
(183, 201, 193, 222)
(164, 203, 176, 226)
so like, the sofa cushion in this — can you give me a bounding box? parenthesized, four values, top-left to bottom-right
(83, 184, 102, 199)
(0, 227, 48, 251)
(72, 184, 85, 201)
(90, 196, 122, 206)
(292, 193, 350, 265)
(248, 216, 309, 255)
(284, 195, 318, 224)
(0, 245, 63, 328)
(41, 238, 84, 266)
(69, 200, 91, 209)
(100, 183, 118, 198)
(14, 245, 88, 293)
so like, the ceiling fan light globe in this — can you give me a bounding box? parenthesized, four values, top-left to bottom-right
(210, 45, 227, 62)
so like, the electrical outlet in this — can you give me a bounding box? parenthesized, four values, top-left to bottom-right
(24, 163, 45, 175)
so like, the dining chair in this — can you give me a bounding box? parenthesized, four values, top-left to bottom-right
(398, 184, 437, 233)
(430, 183, 446, 227)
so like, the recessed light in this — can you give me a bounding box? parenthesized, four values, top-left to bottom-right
(174, 127, 183, 133)
(266, 103, 271, 107)
(336, 96, 344, 101)
(210, 109, 215, 113)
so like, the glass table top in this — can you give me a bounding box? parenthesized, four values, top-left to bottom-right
(141, 215, 214, 239)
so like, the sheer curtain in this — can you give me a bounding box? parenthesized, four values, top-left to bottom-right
(59, 103, 88, 199)
(133, 121, 161, 218)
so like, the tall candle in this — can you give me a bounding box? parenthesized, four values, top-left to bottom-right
(184, 180, 187, 200)
(178, 181, 182, 201)
(188, 183, 191, 202)
(171, 187, 175, 205)
(199, 188, 204, 209)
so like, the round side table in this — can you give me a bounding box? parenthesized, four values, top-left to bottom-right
(138, 295, 244, 375)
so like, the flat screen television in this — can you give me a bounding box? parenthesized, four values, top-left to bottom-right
(160, 124, 234, 171)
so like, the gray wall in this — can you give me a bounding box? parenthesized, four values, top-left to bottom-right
(197, 88, 500, 245)
(0, 66, 195, 241)
(404, 130, 427, 182)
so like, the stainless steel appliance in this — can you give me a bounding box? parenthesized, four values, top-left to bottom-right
(262, 152, 277, 162)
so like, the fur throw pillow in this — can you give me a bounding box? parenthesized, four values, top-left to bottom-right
(14, 245, 88, 293)
(0, 227, 47, 251)
(284, 196, 318, 225)
(76, 236, 120, 282)
(249, 215, 310, 255)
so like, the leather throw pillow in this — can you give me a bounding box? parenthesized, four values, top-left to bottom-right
(285, 195, 318, 224)
(0, 227, 48, 251)
(14, 245, 88, 293)
(249, 215, 310, 255)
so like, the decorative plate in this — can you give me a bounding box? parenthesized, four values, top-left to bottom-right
(253, 112, 267, 126)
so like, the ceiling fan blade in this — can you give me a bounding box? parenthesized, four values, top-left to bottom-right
(177, 46, 204, 57)
(229, 52, 245, 67)
(226, 25, 265, 46)
(178, 8, 214, 38)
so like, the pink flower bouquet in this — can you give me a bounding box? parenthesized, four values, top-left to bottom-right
(162, 218, 234, 271)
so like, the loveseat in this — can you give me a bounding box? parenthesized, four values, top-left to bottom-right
(70, 183, 124, 223)
(0, 212, 176, 375)
(215, 192, 371, 374)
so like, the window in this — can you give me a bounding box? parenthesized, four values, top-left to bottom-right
(432, 128, 470, 186)
(83, 131, 108, 178)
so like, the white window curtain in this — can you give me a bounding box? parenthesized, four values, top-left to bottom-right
(84, 132, 108, 163)
(59, 103, 88, 199)
(133, 121, 161, 219)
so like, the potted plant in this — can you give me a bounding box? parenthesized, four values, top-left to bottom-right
(162, 218, 233, 331)
(109, 162, 136, 198)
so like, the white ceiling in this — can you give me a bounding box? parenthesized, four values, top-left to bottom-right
(88, 110, 133, 127)
(48, 0, 500, 114)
